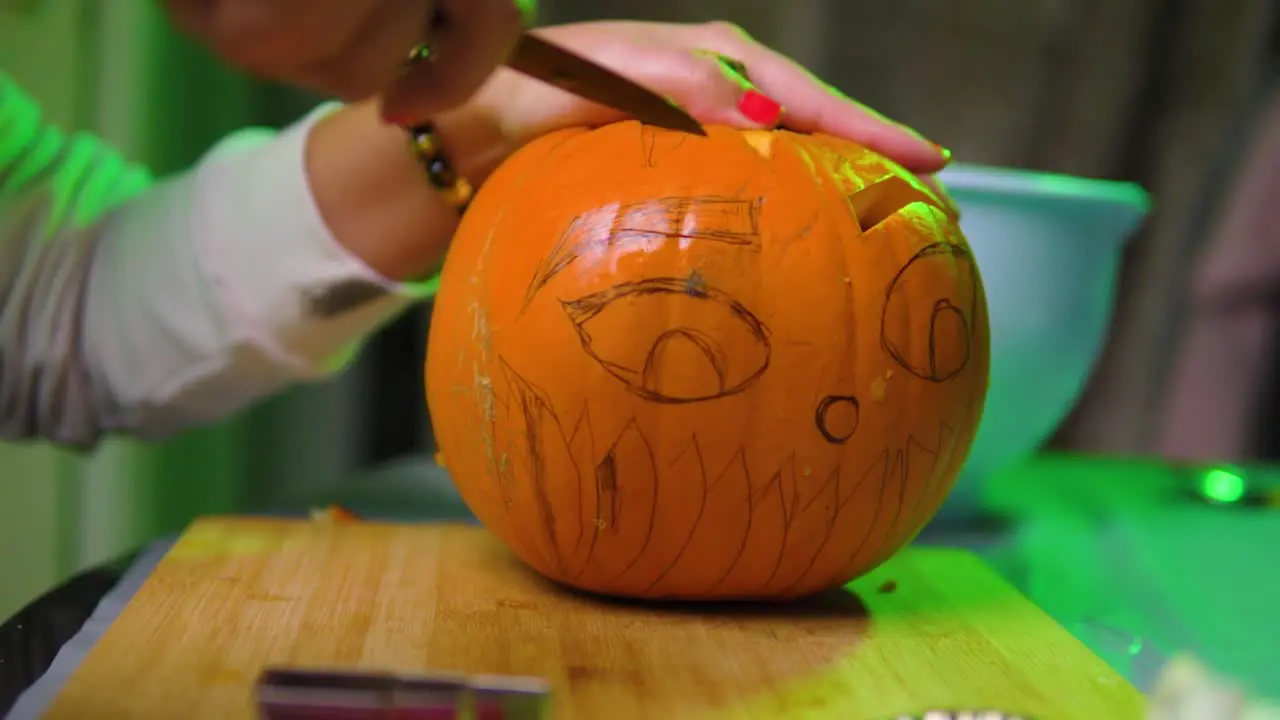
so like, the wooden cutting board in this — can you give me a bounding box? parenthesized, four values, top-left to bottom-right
(44, 517, 1145, 719)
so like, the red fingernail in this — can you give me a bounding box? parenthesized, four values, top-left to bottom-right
(932, 143, 954, 164)
(739, 90, 782, 126)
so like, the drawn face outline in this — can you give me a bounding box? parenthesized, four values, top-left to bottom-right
(520, 196, 775, 406)
(455, 141, 985, 597)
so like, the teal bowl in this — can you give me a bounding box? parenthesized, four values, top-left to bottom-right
(932, 163, 1151, 523)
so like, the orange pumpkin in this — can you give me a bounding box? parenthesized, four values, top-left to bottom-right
(425, 123, 989, 600)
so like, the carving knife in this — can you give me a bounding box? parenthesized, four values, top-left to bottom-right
(505, 33, 707, 136)
(256, 667, 551, 719)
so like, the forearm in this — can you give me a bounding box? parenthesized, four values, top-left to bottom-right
(304, 97, 509, 281)
(305, 101, 456, 282)
(0, 75, 460, 448)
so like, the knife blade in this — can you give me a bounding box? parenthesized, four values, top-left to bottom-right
(256, 667, 551, 719)
(506, 34, 707, 136)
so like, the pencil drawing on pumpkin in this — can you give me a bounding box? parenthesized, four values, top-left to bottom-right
(426, 122, 989, 601)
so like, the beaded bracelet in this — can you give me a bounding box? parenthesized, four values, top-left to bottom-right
(406, 122, 474, 214)
(402, 42, 474, 215)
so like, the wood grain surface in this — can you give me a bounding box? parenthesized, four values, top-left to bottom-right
(45, 517, 1146, 719)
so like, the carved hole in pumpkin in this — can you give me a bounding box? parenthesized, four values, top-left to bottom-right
(846, 175, 941, 231)
(740, 130, 775, 158)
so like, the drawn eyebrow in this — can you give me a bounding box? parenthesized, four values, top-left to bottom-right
(521, 196, 762, 311)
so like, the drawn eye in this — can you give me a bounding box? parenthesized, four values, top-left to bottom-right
(881, 242, 979, 383)
(561, 278, 771, 404)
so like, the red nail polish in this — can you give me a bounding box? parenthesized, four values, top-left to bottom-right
(739, 90, 782, 126)
(932, 143, 954, 163)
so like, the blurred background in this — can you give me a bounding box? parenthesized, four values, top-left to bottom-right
(0, 0, 1277, 632)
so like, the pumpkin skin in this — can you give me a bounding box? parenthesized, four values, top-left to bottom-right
(425, 122, 989, 600)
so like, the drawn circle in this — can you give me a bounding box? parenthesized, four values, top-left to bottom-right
(814, 395, 860, 445)
(880, 242, 977, 383)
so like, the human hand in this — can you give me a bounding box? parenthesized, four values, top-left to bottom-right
(161, 0, 533, 123)
(439, 20, 954, 197)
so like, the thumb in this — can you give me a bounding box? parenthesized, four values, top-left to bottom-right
(381, 0, 526, 124)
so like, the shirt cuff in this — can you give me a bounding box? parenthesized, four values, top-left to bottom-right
(190, 103, 437, 378)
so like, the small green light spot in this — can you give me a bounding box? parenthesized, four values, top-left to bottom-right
(1199, 467, 1246, 504)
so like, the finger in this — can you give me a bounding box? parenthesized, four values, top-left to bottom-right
(689, 23, 952, 174)
(286, 0, 437, 102)
(165, 0, 359, 81)
(382, 0, 526, 123)
(502, 40, 788, 135)
(621, 49, 784, 129)
(691, 51, 784, 129)
(161, 0, 410, 100)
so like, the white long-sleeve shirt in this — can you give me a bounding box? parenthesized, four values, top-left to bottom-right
(0, 72, 432, 449)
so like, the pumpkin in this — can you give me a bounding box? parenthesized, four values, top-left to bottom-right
(424, 122, 989, 600)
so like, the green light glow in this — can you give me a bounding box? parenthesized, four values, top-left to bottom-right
(1199, 467, 1246, 504)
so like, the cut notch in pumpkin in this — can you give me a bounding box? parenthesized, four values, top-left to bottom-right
(846, 175, 946, 231)
(739, 130, 774, 158)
